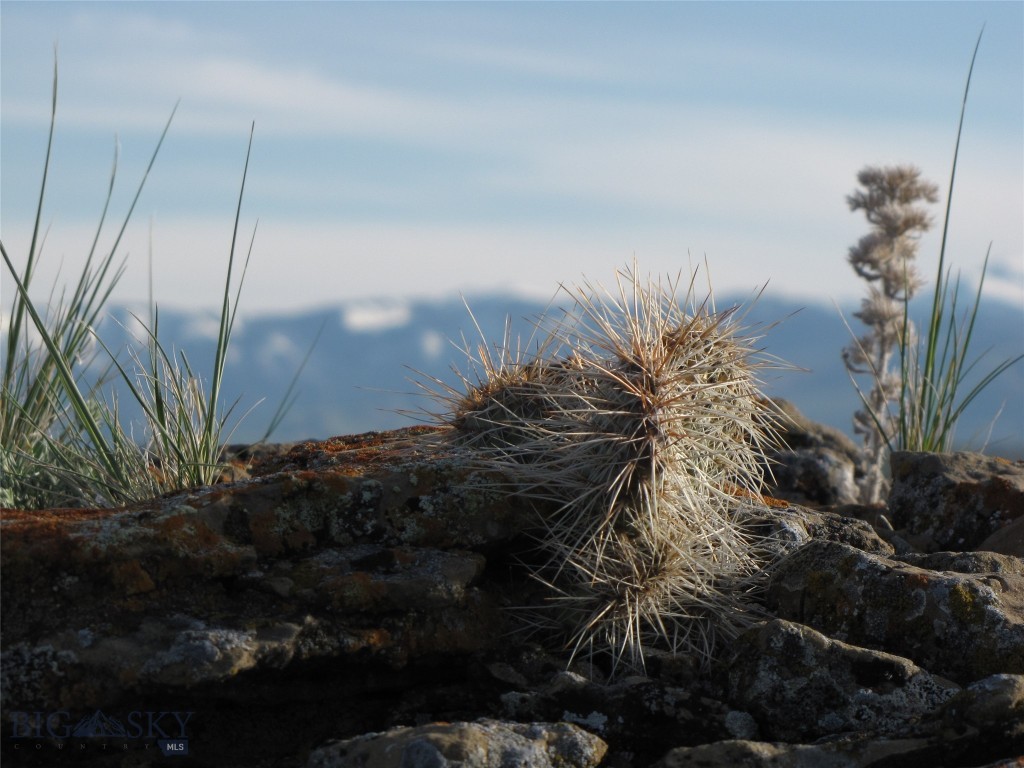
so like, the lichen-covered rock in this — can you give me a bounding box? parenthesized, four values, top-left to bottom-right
(765, 540, 1024, 684)
(784, 508, 895, 556)
(4, 423, 1023, 768)
(305, 719, 607, 768)
(888, 451, 1024, 552)
(2, 540, 500, 711)
(0, 429, 523, 713)
(726, 619, 960, 742)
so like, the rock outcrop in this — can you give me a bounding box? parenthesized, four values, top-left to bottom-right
(766, 541, 1024, 684)
(307, 719, 608, 768)
(2, 410, 1022, 767)
(888, 451, 1024, 553)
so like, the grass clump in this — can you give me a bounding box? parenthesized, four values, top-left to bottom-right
(1, 62, 271, 509)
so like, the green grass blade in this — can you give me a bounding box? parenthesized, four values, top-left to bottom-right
(206, 122, 255, 453)
(921, 28, 983, 418)
(4, 55, 58, 396)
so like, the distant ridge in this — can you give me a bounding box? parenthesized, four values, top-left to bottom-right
(97, 293, 1023, 458)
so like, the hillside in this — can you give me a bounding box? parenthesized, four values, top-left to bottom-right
(96, 292, 1023, 457)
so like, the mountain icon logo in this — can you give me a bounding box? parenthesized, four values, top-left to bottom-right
(72, 710, 129, 738)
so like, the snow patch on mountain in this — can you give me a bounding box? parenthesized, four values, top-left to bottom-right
(258, 331, 303, 367)
(341, 301, 411, 332)
(420, 329, 446, 359)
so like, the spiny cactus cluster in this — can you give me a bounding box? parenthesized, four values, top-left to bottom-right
(430, 264, 783, 675)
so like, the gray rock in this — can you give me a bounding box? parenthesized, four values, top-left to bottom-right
(654, 686, 1024, 768)
(652, 736, 951, 768)
(726, 619, 959, 742)
(763, 400, 864, 508)
(498, 666, 733, 762)
(888, 451, 1024, 552)
(769, 448, 860, 507)
(768, 399, 863, 462)
(766, 540, 1024, 684)
(306, 719, 607, 768)
(895, 550, 1024, 576)
(949, 673, 1024, 732)
(978, 515, 1024, 558)
(794, 508, 894, 556)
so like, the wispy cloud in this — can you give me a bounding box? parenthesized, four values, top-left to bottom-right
(2, 2, 1019, 315)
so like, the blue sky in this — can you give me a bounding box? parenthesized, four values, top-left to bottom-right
(2, 1, 1022, 313)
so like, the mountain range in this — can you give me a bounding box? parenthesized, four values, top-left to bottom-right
(96, 292, 1024, 458)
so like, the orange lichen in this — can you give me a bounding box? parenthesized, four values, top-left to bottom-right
(254, 426, 448, 477)
(109, 560, 157, 595)
(722, 482, 792, 509)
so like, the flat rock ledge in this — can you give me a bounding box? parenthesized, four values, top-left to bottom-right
(2, 422, 1022, 767)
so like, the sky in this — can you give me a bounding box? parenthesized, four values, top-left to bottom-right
(2, 1, 1022, 316)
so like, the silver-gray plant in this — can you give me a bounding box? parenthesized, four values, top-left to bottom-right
(842, 165, 938, 503)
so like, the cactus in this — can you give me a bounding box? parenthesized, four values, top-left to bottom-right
(430, 264, 783, 675)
